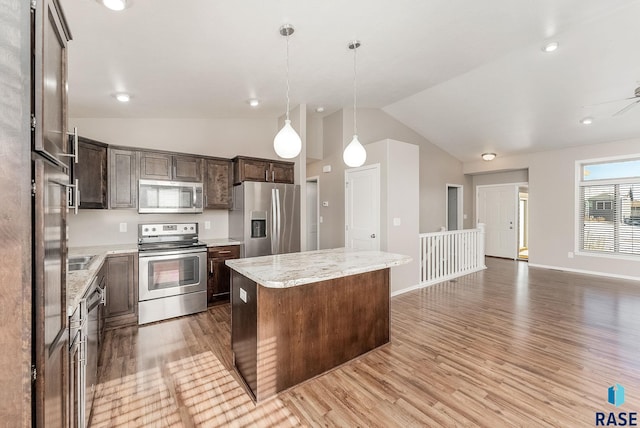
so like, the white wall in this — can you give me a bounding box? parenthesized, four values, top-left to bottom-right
(464, 137, 640, 279)
(370, 139, 420, 293)
(307, 108, 468, 252)
(67, 209, 229, 247)
(70, 117, 278, 158)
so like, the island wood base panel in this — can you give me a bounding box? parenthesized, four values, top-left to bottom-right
(231, 268, 390, 401)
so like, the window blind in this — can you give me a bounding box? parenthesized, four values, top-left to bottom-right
(578, 180, 640, 256)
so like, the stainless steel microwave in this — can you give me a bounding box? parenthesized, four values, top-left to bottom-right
(138, 179, 203, 214)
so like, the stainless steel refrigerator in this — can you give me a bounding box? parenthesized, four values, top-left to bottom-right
(229, 182, 300, 258)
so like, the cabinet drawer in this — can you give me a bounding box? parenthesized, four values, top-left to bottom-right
(208, 245, 240, 259)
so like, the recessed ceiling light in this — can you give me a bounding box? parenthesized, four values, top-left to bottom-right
(315, 106, 325, 113)
(115, 93, 131, 103)
(481, 153, 496, 161)
(102, 0, 128, 11)
(247, 99, 260, 107)
(542, 42, 559, 53)
(580, 117, 594, 125)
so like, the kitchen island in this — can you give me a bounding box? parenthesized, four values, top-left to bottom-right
(226, 248, 411, 401)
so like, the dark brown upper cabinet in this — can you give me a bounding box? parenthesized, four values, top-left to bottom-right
(204, 158, 233, 209)
(75, 137, 108, 209)
(233, 156, 294, 185)
(139, 151, 202, 182)
(109, 147, 138, 209)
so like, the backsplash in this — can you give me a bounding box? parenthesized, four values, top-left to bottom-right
(67, 209, 229, 247)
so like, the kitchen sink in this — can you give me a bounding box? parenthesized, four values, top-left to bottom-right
(68, 255, 95, 271)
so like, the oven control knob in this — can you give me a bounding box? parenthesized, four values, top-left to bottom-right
(144, 228, 148, 232)
(190, 227, 194, 230)
(184, 227, 188, 230)
(152, 227, 156, 232)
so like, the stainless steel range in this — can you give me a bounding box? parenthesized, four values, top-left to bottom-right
(138, 222, 208, 325)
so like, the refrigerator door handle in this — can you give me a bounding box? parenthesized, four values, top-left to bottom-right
(271, 188, 278, 255)
(275, 188, 281, 254)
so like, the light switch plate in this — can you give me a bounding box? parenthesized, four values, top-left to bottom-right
(204, 221, 211, 230)
(319, 216, 323, 223)
(239, 288, 247, 303)
(322, 165, 332, 173)
(393, 217, 401, 226)
(119, 223, 127, 233)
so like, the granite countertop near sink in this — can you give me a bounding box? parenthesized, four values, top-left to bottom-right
(201, 238, 242, 247)
(67, 244, 138, 314)
(226, 247, 412, 289)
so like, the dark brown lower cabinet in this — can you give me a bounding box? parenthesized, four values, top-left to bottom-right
(105, 253, 138, 328)
(207, 245, 240, 305)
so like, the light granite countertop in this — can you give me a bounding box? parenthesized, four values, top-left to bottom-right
(67, 244, 138, 313)
(225, 247, 411, 288)
(66, 240, 240, 313)
(201, 238, 242, 247)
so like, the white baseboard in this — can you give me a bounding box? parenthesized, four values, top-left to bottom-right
(391, 266, 487, 297)
(527, 263, 640, 282)
(391, 282, 431, 297)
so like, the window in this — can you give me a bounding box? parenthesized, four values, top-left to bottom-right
(578, 157, 640, 257)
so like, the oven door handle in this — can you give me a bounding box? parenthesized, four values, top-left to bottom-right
(138, 247, 207, 258)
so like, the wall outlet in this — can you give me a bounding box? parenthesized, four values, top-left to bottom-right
(119, 223, 127, 233)
(204, 221, 211, 230)
(393, 217, 401, 226)
(568, 251, 574, 258)
(322, 201, 329, 207)
(239, 288, 247, 303)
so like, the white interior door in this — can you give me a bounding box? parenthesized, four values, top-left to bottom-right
(477, 184, 517, 258)
(306, 178, 319, 251)
(345, 165, 380, 250)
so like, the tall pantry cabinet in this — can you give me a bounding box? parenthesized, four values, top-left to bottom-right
(32, 0, 73, 427)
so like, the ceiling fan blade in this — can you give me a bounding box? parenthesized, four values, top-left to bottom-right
(586, 96, 637, 107)
(613, 99, 640, 116)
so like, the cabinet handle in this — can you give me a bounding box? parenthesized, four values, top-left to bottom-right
(60, 126, 79, 163)
(217, 250, 231, 255)
(272, 170, 275, 181)
(265, 170, 269, 181)
(210, 259, 213, 274)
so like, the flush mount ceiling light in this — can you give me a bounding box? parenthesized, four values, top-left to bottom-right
(542, 41, 559, 53)
(101, 0, 128, 11)
(580, 117, 594, 125)
(481, 153, 496, 161)
(273, 24, 302, 159)
(315, 106, 325, 113)
(115, 93, 131, 103)
(343, 40, 367, 168)
(247, 99, 260, 107)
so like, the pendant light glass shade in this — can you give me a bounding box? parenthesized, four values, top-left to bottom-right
(344, 40, 366, 167)
(343, 134, 366, 167)
(273, 24, 301, 159)
(274, 120, 302, 159)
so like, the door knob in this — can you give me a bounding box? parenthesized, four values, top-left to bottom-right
(370, 233, 376, 238)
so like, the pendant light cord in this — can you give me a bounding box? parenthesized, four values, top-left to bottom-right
(286, 32, 291, 121)
(353, 43, 357, 136)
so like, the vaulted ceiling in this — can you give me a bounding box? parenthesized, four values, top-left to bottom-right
(60, 0, 640, 162)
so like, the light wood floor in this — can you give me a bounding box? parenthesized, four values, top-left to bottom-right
(92, 258, 640, 427)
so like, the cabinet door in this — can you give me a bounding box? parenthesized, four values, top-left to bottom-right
(174, 155, 202, 182)
(33, 0, 72, 169)
(234, 158, 270, 184)
(139, 152, 172, 180)
(77, 138, 108, 209)
(109, 148, 138, 208)
(207, 245, 240, 305)
(105, 254, 138, 328)
(270, 161, 295, 184)
(204, 159, 232, 209)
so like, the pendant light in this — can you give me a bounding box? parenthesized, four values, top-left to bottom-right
(343, 40, 367, 168)
(273, 24, 302, 159)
